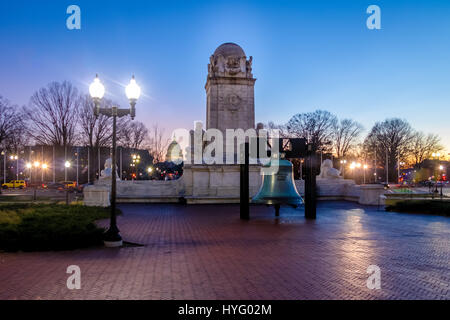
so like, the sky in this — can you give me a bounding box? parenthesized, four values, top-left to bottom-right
(0, 0, 449, 152)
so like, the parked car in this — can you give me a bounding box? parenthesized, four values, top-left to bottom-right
(46, 182, 66, 190)
(1, 180, 26, 189)
(60, 181, 77, 190)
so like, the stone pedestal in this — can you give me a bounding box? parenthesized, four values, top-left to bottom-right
(83, 184, 110, 207)
(358, 184, 386, 205)
(182, 164, 262, 203)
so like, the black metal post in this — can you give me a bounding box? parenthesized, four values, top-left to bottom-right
(104, 109, 121, 243)
(240, 142, 250, 220)
(304, 145, 317, 219)
(274, 204, 280, 217)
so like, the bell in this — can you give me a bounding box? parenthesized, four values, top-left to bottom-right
(252, 157, 303, 216)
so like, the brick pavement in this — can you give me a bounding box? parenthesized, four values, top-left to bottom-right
(0, 202, 449, 299)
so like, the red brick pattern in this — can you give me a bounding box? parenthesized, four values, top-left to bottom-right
(0, 202, 449, 300)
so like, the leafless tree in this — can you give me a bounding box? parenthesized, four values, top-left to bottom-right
(24, 81, 80, 147)
(119, 121, 149, 150)
(410, 131, 442, 165)
(364, 118, 414, 182)
(264, 121, 288, 137)
(147, 124, 170, 163)
(0, 96, 24, 149)
(333, 119, 364, 158)
(286, 110, 337, 152)
(78, 95, 113, 148)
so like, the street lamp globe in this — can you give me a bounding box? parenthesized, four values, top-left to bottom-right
(33, 161, 40, 168)
(42, 164, 48, 169)
(65, 161, 71, 168)
(439, 165, 444, 171)
(26, 163, 32, 169)
(126, 76, 141, 100)
(89, 75, 105, 99)
(147, 167, 153, 173)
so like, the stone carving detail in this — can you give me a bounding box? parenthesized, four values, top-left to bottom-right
(99, 158, 120, 183)
(208, 54, 253, 78)
(225, 93, 242, 111)
(207, 43, 253, 78)
(318, 159, 342, 179)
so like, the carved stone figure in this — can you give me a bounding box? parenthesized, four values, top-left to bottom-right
(99, 158, 120, 182)
(318, 159, 342, 179)
(246, 56, 253, 76)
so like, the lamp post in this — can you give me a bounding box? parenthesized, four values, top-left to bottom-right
(432, 152, 441, 194)
(439, 165, 444, 197)
(42, 163, 48, 182)
(363, 164, 368, 184)
(90, 74, 140, 247)
(76, 148, 79, 187)
(10, 155, 19, 180)
(131, 154, 140, 181)
(64, 161, 71, 181)
(340, 160, 347, 178)
(349, 162, 356, 180)
(26, 162, 32, 183)
(1, 151, 6, 184)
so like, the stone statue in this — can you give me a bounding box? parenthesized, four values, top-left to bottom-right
(246, 56, 253, 75)
(99, 158, 120, 182)
(318, 159, 342, 179)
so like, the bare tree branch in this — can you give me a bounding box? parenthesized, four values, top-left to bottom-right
(333, 119, 364, 158)
(24, 81, 80, 147)
(286, 110, 337, 152)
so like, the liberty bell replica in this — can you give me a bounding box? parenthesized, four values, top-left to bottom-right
(252, 153, 303, 216)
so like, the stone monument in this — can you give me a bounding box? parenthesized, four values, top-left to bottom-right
(83, 158, 120, 207)
(206, 42, 256, 132)
(318, 159, 342, 179)
(83, 43, 386, 206)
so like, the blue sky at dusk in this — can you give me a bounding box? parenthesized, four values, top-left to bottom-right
(1, 0, 449, 151)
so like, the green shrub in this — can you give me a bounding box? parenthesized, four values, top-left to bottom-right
(386, 200, 450, 216)
(0, 204, 116, 252)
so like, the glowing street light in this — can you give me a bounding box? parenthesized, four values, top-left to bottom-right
(125, 75, 141, 100)
(363, 164, 368, 184)
(340, 160, 347, 178)
(33, 161, 40, 168)
(41, 163, 48, 182)
(9, 154, 19, 180)
(65, 161, 71, 168)
(432, 152, 441, 158)
(90, 74, 141, 247)
(26, 163, 32, 169)
(89, 75, 105, 99)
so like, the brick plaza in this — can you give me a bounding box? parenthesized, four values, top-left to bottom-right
(0, 202, 449, 299)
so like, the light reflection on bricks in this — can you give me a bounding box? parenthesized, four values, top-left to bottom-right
(0, 201, 449, 300)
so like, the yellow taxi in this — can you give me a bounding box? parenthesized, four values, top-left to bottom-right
(2, 180, 26, 189)
(60, 181, 77, 189)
